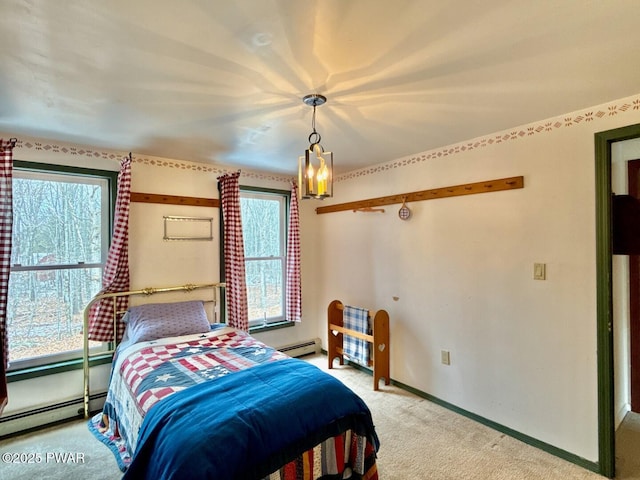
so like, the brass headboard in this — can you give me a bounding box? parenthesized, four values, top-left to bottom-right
(82, 282, 226, 418)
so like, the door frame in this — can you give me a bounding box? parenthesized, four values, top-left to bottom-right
(628, 160, 640, 412)
(595, 122, 640, 478)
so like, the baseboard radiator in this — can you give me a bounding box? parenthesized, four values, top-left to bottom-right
(0, 392, 106, 439)
(277, 338, 321, 357)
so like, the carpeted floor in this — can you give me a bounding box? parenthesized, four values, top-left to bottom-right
(0, 418, 122, 480)
(0, 353, 638, 479)
(308, 355, 608, 480)
(615, 410, 640, 480)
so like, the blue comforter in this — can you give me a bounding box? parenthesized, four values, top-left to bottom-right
(122, 358, 379, 480)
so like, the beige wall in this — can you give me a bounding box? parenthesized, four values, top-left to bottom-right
(1, 141, 314, 425)
(301, 93, 640, 462)
(4, 92, 640, 462)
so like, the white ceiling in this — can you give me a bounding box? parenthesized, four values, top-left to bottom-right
(1, 0, 639, 175)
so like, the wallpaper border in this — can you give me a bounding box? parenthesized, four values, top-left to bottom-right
(337, 95, 640, 182)
(4, 94, 640, 184)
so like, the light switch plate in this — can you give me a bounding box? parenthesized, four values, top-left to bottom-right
(441, 350, 451, 365)
(534, 263, 546, 280)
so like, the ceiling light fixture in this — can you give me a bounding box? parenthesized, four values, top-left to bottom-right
(298, 94, 333, 200)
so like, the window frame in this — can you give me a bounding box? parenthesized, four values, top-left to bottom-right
(241, 186, 289, 327)
(219, 185, 293, 331)
(7, 161, 117, 372)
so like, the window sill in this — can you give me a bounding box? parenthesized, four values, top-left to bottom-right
(249, 321, 295, 334)
(7, 354, 113, 383)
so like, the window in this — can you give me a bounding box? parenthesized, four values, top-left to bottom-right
(8, 162, 116, 369)
(240, 188, 289, 327)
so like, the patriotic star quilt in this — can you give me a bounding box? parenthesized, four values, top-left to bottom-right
(88, 325, 379, 479)
(88, 326, 287, 470)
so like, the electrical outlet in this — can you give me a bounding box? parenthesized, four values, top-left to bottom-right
(441, 350, 451, 365)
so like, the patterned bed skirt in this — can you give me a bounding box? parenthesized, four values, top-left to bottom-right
(263, 430, 378, 480)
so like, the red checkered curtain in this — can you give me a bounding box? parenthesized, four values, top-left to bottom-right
(88, 156, 131, 342)
(0, 139, 15, 415)
(218, 171, 248, 331)
(286, 181, 301, 322)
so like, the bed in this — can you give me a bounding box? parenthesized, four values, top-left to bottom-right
(83, 283, 380, 479)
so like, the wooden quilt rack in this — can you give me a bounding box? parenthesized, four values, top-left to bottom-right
(327, 300, 390, 390)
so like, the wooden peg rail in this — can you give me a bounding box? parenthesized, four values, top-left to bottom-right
(353, 207, 385, 213)
(315, 175, 524, 215)
(131, 192, 220, 208)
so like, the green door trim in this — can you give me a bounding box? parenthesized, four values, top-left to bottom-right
(595, 122, 640, 478)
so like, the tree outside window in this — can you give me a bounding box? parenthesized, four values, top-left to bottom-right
(8, 163, 114, 368)
(240, 188, 288, 327)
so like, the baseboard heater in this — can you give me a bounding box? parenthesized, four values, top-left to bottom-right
(0, 392, 106, 439)
(277, 338, 321, 358)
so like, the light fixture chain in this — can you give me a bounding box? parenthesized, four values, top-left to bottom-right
(312, 105, 317, 134)
(309, 104, 321, 145)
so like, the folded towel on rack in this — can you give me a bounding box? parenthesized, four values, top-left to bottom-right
(343, 305, 371, 366)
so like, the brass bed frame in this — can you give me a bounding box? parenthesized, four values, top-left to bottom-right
(82, 282, 226, 418)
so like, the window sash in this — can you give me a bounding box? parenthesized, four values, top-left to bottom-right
(7, 163, 115, 370)
(245, 256, 285, 325)
(239, 188, 288, 327)
(11, 168, 110, 267)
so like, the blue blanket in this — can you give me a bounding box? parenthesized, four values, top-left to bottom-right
(343, 305, 370, 366)
(123, 358, 379, 480)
